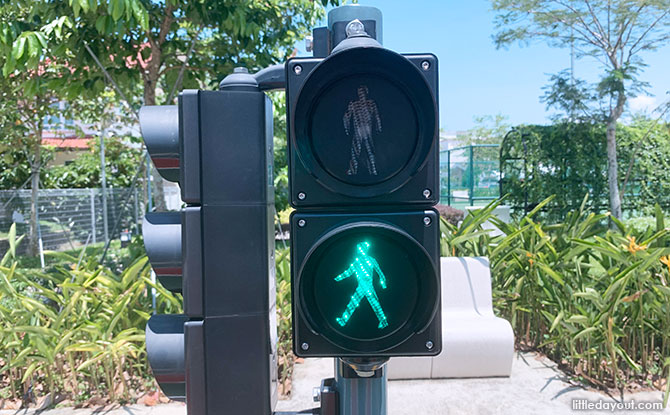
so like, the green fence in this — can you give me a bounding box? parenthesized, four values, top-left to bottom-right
(440, 144, 500, 209)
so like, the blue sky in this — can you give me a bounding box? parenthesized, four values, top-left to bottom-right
(300, 1, 670, 132)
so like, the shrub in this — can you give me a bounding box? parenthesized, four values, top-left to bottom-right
(441, 197, 670, 405)
(435, 204, 464, 226)
(0, 225, 181, 406)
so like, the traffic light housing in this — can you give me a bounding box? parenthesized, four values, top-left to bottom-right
(291, 210, 440, 356)
(288, 24, 442, 357)
(140, 70, 278, 415)
(287, 46, 439, 207)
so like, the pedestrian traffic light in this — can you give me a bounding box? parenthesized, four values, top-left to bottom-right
(291, 211, 440, 356)
(288, 20, 442, 357)
(140, 68, 278, 415)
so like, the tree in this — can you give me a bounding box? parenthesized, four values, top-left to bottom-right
(69, 0, 338, 210)
(457, 114, 511, 145)
(491, 0, 670, 218)
(1, 0, 337, 253)
(0, 4, 89, 255)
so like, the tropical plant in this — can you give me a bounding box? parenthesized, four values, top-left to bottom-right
(275, 247, 293, 395)
(441, 197, 670, 402)
(0, 224, 181, 405)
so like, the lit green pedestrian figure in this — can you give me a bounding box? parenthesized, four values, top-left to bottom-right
(334, 241, 389, 329)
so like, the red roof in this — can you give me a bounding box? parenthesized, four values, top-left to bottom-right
(42, 134, 93, 149)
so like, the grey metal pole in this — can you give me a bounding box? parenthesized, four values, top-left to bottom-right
(36, 193, 45, 269)
(469, 145, 474, 206)
(335, 359, 387, 415)
(447, 149, 451, 206)
(100, 128, 109, 242)
(134, 186, 140, 233)
(89, 188, 97, 244)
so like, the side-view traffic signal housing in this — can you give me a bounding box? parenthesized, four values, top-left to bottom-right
(139, 70, 278, 415)
(288, 19, 442, 358)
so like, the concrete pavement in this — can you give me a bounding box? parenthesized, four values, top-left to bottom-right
(276, 351, 669, 414)
(2, 352, 667, 415)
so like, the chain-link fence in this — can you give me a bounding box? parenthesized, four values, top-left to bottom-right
(0, 188, 142, 255)
(440, 144, 500, 209)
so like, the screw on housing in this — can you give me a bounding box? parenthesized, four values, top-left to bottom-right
(293, 65, 303, 75)
(426, 341, 434, 350)
(423, 217, 432, 226)
(422, 189, 431, 199)
(345, 19, 367, 38)
(421, 60, 431, 71)
(298, 219, 306, 227)
(298, 192, 306, 200)
(301, 342, 310, 351)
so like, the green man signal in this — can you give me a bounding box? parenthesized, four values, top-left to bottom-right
(334, 241, 389, 329)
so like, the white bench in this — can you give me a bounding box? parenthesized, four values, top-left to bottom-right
(387, 257, 514, 379)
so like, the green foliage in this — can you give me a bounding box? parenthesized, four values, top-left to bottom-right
(0, 224, 181, 404)
(491, 0, 670, 218)
(270, 91, 289, 213)
(44, 136, 143, 189)
(617, 118, 670, 209)
(442, 197, 670, 394)
(501, 119, 670, 216)
(457, 114, 510, 146)
(275, 247, 293, 394)
(63, 0, 341, 105)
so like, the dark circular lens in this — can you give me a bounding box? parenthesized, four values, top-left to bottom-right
(310, 74, 418, 186)
(298, 222, 438, 353)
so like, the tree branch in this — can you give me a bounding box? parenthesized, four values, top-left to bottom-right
(549, 0, 610, 49)
(83, 42, 139, 121)
(583, 0, 611, 49)
(166, 28, 201, 104)
(613, 4, 644, 53)
(627, 9, 670, 59)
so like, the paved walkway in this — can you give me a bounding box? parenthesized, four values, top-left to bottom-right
(276, 352, 669, 414)
(2, 352, 667, 415)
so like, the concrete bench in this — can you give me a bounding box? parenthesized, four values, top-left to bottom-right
(387, 257, 514, 379)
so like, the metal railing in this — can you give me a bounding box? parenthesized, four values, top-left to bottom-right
(440, 144, 500, 207)
(0, 188, 142, 256)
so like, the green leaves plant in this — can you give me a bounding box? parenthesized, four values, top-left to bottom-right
(0, 250, 180, 403)
(444, 195, 670, 391)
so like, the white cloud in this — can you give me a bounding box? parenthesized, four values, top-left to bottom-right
(629, 95, 658, 114)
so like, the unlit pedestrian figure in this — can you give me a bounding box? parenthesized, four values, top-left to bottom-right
(343, 85, 382, 176)
(333, 241, 389, 329)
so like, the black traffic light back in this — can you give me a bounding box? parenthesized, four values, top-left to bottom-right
(142, 212, 182, 293)
(139, 105, 180, 182)
(141, 74, 278, 415)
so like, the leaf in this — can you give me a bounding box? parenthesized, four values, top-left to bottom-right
(21, 361, 39, 383)
(111, 0, 125, 21)
(12, 36, 26, 61)
(566, 315, 589, 326)
(8, 223, 16, 259)
(10, 325, 60, 338)
(550, 311, 564, 333)
(573, 326, 598, 341)
(616, 345, 641, 372)
(95, 16, 107, 33)
(536, 262, 564, 285)
(655, 204, 665, 233)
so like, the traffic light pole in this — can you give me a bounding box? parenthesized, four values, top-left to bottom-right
(335, 358, 388, 415)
